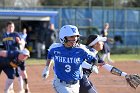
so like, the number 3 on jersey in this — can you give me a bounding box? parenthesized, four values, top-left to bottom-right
(65, 65, 71, 72)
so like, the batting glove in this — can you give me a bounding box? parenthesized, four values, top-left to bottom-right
(42, 66, 49, 79)
(91, 65, 99, 74)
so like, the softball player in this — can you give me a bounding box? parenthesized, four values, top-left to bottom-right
(2, 21, 30, 93)
(44, 35, 139, 93)
(79, 34, 133, 93)
(0, 49, 30, 93)
(100, 23, 114, 63)
(42, 25, 97, 93)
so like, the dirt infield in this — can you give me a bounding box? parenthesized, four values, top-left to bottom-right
(0, 61, 140, 93)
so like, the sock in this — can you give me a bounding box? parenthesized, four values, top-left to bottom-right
(4, 78, 14, 92)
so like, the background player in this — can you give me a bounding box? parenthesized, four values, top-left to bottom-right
(2, 21, 30, 93)
(0, 48, 30, 93)
(100, 23, 114, 63)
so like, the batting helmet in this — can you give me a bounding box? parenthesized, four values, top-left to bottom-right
(59, 25, 80, 43)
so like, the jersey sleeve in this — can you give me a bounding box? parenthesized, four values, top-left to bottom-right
(48, 43, 62, 52)
(82, 48, 97, 64)
(18, 62, 26, 70)
(15, 32, 21, 38)
(47, 49, 53, 60)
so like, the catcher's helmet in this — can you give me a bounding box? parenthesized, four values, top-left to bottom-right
(20, 48, 30, 57)
(59, 25, 80, 43)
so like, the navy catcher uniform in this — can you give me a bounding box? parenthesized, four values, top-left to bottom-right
(0, 49, 29, 93)
(42, 25, 97, 93)
(0, 49, 30, 78)
(79, 35, 106, 93)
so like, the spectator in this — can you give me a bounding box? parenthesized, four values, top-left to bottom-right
(43, 22, 56, 56)
(36, 26, 45, 59)
(26, 26, 36, 53)
(19, 28, 27, 50)
(19, 28, 27, 41)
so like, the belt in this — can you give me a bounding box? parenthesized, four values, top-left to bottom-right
(57, 78, 78, 85)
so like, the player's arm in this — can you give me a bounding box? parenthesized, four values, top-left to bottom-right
(19, 39, 26, 50)
(15, 32, 24, 46)
(16, 36, 26, 50)
(42, 45, 56, 79)
(20, 70, 30, 93)
(102, 64, 127, 77)
(80, 46, 100, 73)
(82, 61, 100, 74)
(42, 59, 52, 79)
(19, 62, 30, 92)
(16, 37, 22, 44)
(102, 63, 140, 89)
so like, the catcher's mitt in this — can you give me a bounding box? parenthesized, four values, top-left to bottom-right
(125, 74, 140, 89)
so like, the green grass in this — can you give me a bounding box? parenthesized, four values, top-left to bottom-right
(111, 54, 140, 61)
(26, 58, 46, 65)
(26, 54, 140, 65)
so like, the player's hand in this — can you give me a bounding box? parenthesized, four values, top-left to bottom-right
(91, 65, 99, 74)
(16, 37, 21, 43)
(42, 66, 49, 79)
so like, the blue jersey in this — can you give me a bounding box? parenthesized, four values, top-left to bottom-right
(0, 50, 22, 68)
(48, 45, 96, 82)
(2, 32, 21, 50)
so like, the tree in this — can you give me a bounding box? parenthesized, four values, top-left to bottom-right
(40, 0, 83, 6)
(40, 0, 114, 7)
(1, 0, 41, 8)
(124, 0, 140, 7)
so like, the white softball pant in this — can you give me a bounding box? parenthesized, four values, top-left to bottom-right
(53, 77, 80, 93)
